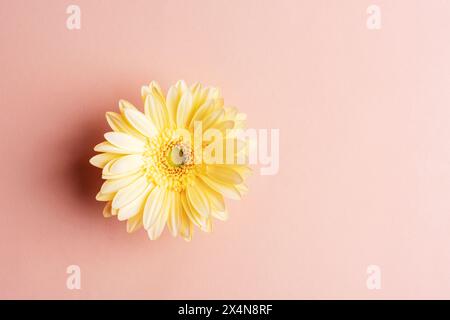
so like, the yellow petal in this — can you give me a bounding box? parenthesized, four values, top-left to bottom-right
(124, 108, 158, 138)
(142, 81, 164, 101)
(212, 209, 228, 221)
(89, 153, 118, 168)
(202, 182, 225, 212)
(200, 218, 213, 233)
(102, 160, 140, 180)
(205, 87, 220, 100)
(179, 207, 193, 241)
(149, 81, 164, 101)
(104, 132, 146, 153)
(105, 112, 144, 140)
(176, 91, 193, 128)
(100, 171, 143, 194)
(190, 82, 201, 93)
(167, 191, 182, 237)
(180, 192, 204, 229)
(103, 154, 143, 176)
(103, 202, 113, 218)
(176, 80, 188, 92)
(165, 86, 179, 125)
(118, 99, 138, 114)
(199, 174, 241, 200)
(223, 106, 238, 119)
(186, 178, 210, 218)
(143, 186, 166, 229)
(147, 193, 169, 240)
(193, 85, 211, 110)
(206, 165, 243, 184)
(147, 216, 167, 240)
(166, 80, 189, 126)
(94, 141, 131, 154)
(96, 191, 114, 201)
(230, 165, 252, 179)
(111, 176, 149, 209)
(144, 92, 169, 131)
(214, 120, 235, 132)
(235, 183, 249, 197)
(201, 108, 224, 130)
(189, 99, 215, 129)
(118, 185, 152, 221)
(141, 85, 151, 100)
(190, 82, 204, 108)
(127, 213, 143, 233)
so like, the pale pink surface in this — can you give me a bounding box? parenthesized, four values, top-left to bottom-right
(1, 0, 450, 299)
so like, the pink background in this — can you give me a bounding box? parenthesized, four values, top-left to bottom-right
(1, 0, 450, 299)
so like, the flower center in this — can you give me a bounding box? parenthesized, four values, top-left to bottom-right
(167, 143, 192, 167)
(144, 129, 196, 191)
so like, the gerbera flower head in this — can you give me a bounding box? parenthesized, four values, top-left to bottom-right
(90, 81, 250, 240)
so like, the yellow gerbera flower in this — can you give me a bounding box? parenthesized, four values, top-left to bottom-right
(89, 81, 250, 240)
